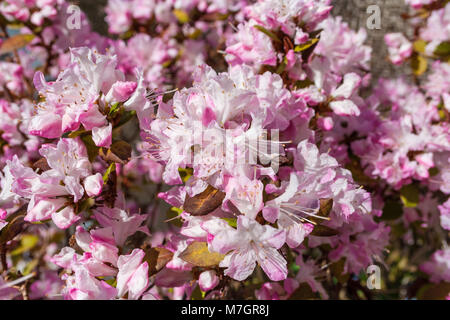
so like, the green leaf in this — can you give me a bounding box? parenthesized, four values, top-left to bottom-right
(294, 38, 319, 52)
(380, 200, 403, 221)
(178, 168, 192, 183)
(411, 54, 428, 76)
(179, 241, 225, 267)
(81, 134, 100, 162)
(108, 102, 121, 116)
(289, 262, 300, 274)
(222, 217, 237, 228)
(23, 259, 39, 275)
(400, 184, 420, 208)
(434, 41, 450, 56)
(78, 198, 95, 213)
(275, 58, 287, 74)
(295, 79, 314, 89)
(105, 278, 117, 287)
(190, 285, 204, 300)
(253, 25, 281, 43)
(116, 110, 136, 128)
(166, 207, 183, 227)
(11, 234, 39, 256)
(7, 23, 25, 30)
(429, 167, 439, 177)
(173, 9, 189, 24)
(188, 29, 202, 40)
(68, 128, 86, 138)
(103, 163, 116, 183)
(413, 40, 427, 53)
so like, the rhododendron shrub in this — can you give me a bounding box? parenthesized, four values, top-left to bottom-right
(0, 0, 448, 300)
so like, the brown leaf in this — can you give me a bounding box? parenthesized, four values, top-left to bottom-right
(418, 282, 450, 300)
(288, 283, 316, 300)
(145, 247, 174, 276)
(310, 224, 339, 237)
(330, 258, 350, 284)
(179, 241, 225, 267)
(0, 208, 28, 245)
(283, 36, 294, 53)
(308, 198, 333, 225)
(183, 185, 225, 216)
(318, 198, 333, 217)
(32, 158, 51, 173)
(100, 140, 132, 164)
(0, 34, 35, 54)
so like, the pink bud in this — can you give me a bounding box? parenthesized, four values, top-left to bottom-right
(106, 81, 138, 103)
(25, 198, 66, 222)
(198, 270, 219, 292)
(84, 173, 104, 197)
(52, 206, 80, 229)
(317, 117, 334, 131)
(92, 123, 112, 148)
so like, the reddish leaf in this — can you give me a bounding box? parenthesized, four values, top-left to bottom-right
(0, 34, 35, 54)
(145, 247, 174, 276)
(183, 185, 225, 216)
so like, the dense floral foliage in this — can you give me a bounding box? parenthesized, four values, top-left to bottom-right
(0, 0, 448, 300)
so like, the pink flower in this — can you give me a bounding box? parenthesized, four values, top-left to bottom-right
(420, 3, 450, 52)
(245, 0, 332, 36)
(385, 33, 413, 65)
(406, 0, 436, 9)
(84, 173, 104, 197)
(116, 249, 149, 299)
(198, 270, 219, 292)
(25, 198, 67, 223)
(329, 73, 362, 116)
(255, 282, 286, 300)
(262, 172, 317, 248)
(224, 175, 264, 219)
(438, 199, 450, 231)
(295, 255, 329, 299)
(225, 20, 277, 70)
(51, 205, 81, 229)
(210, 216, 287, 281)
(94, 207, 149, 247)
(39, 138, 92, 202)
(92, 123, 112, 148)
(315, 16, 371, 76)
(29, 271, 63, 300)
(105, 81, 137, 103)
(420, 248, 450, 283)
(66, 266, 117, 300)
(0, 275, 21, 300)
(31, 47, 123, 138)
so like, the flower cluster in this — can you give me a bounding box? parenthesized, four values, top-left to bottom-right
(0, 0, 448, 301)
